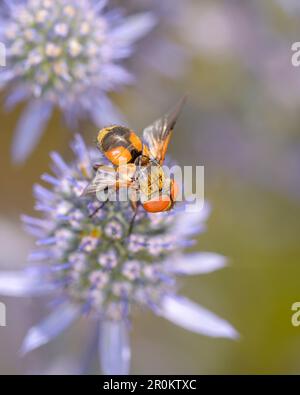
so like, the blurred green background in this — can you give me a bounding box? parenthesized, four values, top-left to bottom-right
(1, 0, 300, 374)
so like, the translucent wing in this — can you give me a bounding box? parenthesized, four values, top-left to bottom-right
(82, 166, 118, 197)
(82, 164, 137, 198)
(142, 96, 186, 164)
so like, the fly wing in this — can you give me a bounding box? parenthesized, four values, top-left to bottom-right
(142, 96, 186, 164)
(82, 166, 118, 197)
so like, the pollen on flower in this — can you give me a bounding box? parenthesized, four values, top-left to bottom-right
(143, 264, 161, 280)
(147, 238, 164, 256)
(104, 220, 124, 240)
(36, 9, 48, 23)
(98, 250, 118, 270)
(54, 23, 69, 37)
(53, 62, 68, 78)
(79, 234, 99, 252)
(68, 40, 82, 58)
(79, 22, 91, 35)
(128, 234, 146, 252)
(55, 201, 73, 217)
(46, 43, 62, 58)
(63, 5, 76, 17)
(55, 228, 74, 249)
(122, 261, 141, 281)
(69, 252, 86, 269)
(89, 271, 109, 288)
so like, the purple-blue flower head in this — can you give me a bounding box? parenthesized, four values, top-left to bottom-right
(0, 0, 156, 162)
(0, 135, 238, 374)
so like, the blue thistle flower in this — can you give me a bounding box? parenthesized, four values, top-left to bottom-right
(0, 135, 238, 374)
(0, 0, 156, 163)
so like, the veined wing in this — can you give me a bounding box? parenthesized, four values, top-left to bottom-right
(82, 164, 137, 197)
(142, 96, 186, 164)
(82, 166, 119, 197)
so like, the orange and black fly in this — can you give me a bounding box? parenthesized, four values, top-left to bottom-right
(83, 97, 186, 233)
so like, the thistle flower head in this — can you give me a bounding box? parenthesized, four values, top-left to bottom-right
(5, 0, 127, 102)
(0, 0, 155, 162)
(0, 135, 238, 373)
(23, 134, 187, 320)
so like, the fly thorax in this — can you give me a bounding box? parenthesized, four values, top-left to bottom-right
(138, 165, 165, 202)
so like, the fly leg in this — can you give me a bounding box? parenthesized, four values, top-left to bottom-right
(128, 184, 140, 237)
(93, 163, 102, 172)
(89, 187, 109, 218)
(128, 201, 139, 237)
(89, 200, 108, 218)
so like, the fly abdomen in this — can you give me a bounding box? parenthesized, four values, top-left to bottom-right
(97, 126, 142, 166)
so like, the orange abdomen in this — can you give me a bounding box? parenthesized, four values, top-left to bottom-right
(142, 180, 178, 213)
(142, 196, 173, 213)
(97, 126, 142, 166)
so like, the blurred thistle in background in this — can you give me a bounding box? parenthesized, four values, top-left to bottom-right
(0, 0, 155, 163)
(0, 135, 237, 374)
(174, 0, 300, 200)
(117, 0, 189, 80)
